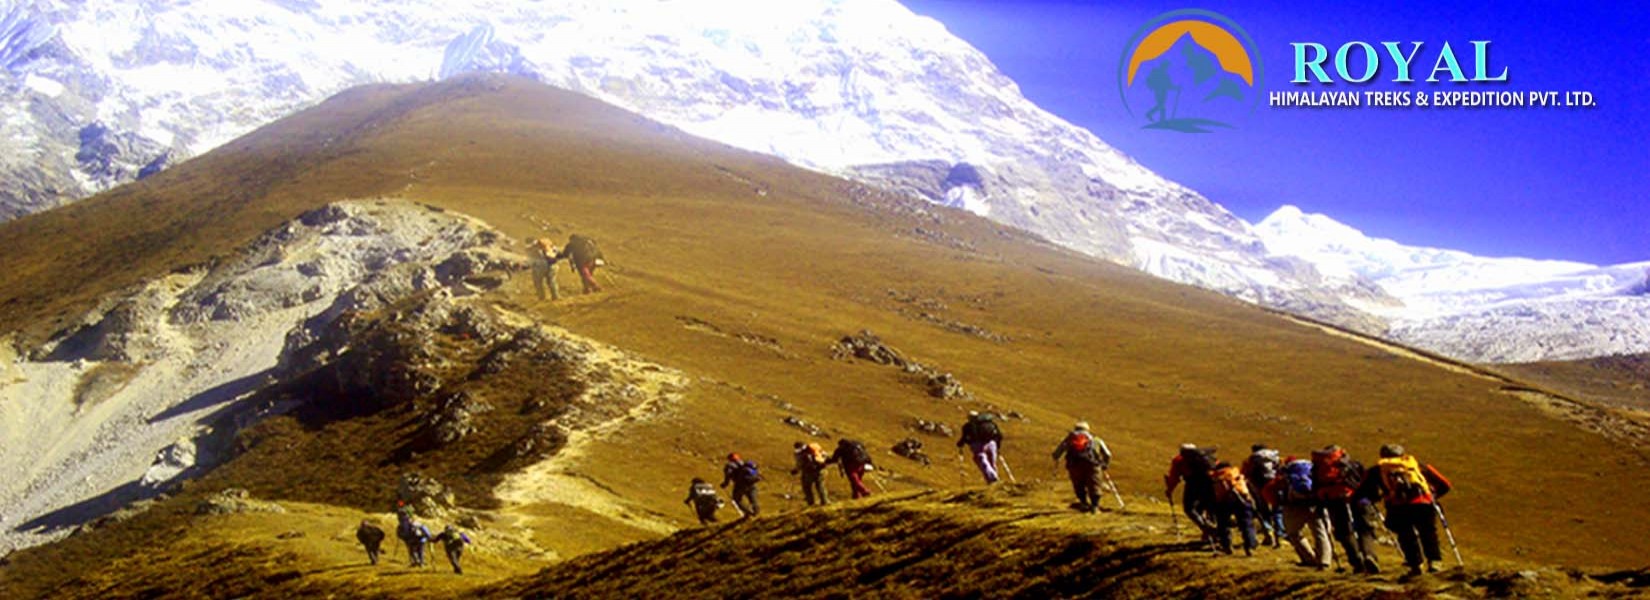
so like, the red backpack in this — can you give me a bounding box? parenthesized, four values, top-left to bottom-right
(1311, 446, 1363, 501)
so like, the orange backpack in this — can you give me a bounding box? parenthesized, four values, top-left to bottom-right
(1213, 465, 1252, 504)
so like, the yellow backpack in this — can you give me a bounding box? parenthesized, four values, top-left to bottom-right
(1377, 455, 1432, 503)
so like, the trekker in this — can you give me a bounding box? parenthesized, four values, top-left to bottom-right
(525, 237, 562, 301)
(433, 525, 471, 575)
(1211, 461, 1260, 556)
(825, 439, 875, 499)
(720, 453, 763, 518)
(395, 509, 432, 568)
(355, 519, 386, 565)
(1165, 444, 1219, 536)
(957, 411, 1004, 484)
(556, 234, 604, 294)
(791, 441, 831, 506)
(1263, 457, 1333, 570)
(683, 477, 723, 525)
(1242, 444, 1285, 548)
(1052, 421, 1111, 513)
(1357, 445, 1454, 576)
(1312, 445, 1382, 574)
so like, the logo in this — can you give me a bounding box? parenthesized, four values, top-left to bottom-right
(1118, 9, 1263, 133)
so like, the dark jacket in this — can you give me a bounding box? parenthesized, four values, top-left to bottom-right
(957, 418, 1003, 448)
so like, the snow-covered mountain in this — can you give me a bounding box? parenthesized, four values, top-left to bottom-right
(1258, 205, 1650, 362)
(2, 0, 1640, 361)
(0, 0, 1383, 331)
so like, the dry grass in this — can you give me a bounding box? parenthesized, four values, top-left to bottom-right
(3, 74, 1650, 598)
(1497, 354, 1650, 411)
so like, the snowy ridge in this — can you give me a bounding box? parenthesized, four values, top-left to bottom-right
(1258, 205, 1650, 362)
(0, 0, 1376, 332)
(0, 0, 1640, 361)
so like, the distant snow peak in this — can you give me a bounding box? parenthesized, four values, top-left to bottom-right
(1256, 204, 1650, 362)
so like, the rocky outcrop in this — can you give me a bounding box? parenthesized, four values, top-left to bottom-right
(195, 488, 285, 516)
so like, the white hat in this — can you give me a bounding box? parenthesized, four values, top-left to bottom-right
(1074, 421, 1090, 431)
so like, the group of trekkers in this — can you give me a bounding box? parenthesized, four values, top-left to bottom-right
(353, 503, 472, 574)
(526, 234, 606, 301)
(685, 439, 881, 524)
(1166, 442, 1457, 577)
(681, 411, 1460, 580)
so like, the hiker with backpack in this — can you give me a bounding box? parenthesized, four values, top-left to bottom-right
(957, 411, 1004, 485)
(1210, 461, 1260, 556)
(720, 453, 763, 518)
(825, 439, 875, 499)
(1242, 444, 1285, 548)
(1312, 445, 1382, 574)
(791, 441, 831, 506)
(683, 477, 724, 525)
(1357, 444, 1455, 576)
(356, 519, 386, 566)
(525, 237, 563, 301)
(555, 234, 604, 295)
(395, 508, 433, 568)
(1165, 444, 1219, 536)
(1264, 457, 1334, 570)
(432, 525, 472, 575)
(1052, 422, 1112, 513)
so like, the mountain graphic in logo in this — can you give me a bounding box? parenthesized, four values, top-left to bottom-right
(1118, 10, 1263, 133)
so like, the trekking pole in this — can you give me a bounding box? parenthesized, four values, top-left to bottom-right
(997, 454, 1018, 483)
(1168, 492, 1181, 537)
(1102, 469, 1127, 511)
(869, 471, 888, 493)
(1433, 500, 1465, 569)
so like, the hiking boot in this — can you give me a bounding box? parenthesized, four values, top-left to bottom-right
(1427, 564, 1440, 574)
(1406, 565, 1424, 577)
(1364, 560, 1381, 575)
(1244, 547, 1253, 557)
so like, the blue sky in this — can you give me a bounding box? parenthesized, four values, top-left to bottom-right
(902, 1, 1649, 265)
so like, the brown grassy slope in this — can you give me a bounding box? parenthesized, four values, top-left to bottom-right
(485, 488, 1649, 600)
(1497, 354, 1650, 410)
(0, 74, 1646, 574)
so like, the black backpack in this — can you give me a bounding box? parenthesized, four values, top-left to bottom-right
(843, 440, 872, 466)
(1182, 447, 1217, 482)
(976, 418, 1002, 441)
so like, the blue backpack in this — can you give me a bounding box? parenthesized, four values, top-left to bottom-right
(737, 460, 762, 484)
(1284, 459, 1314, 496)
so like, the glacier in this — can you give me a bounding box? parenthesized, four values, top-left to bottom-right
(1257, 205, 1650, 362)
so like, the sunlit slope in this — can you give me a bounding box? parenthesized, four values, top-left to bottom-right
(0, 74, 1644, 571)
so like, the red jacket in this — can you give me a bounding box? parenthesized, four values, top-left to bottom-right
(1356, 460, 1452, 506)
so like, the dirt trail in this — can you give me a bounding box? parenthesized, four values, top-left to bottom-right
(491, 309, 690, 547)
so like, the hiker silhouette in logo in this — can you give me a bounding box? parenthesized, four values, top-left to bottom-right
(554, 234, 604, 294)
(1312, 445, 1382, 574)
(1357, 444, 1454, 576)
(1166, 443, 1219, 538)
(433, 525, 471, 575)
(395, 508, 433, 568)
(957, 411, 1004, 484)
(1211, 461, 1260, 556)
(683, 477, 724, 525)
(525, 237, 563, 301)
(356, 519, 386, 565)
(791, 441, 831, 506)
(1263, 457, 1333, 570)
(1242, 444, 1286, 548)
(1144, 61, 1179, 123)
(721, 453, 762, 518)
(825, 439, 875, 499)
(1052, 421, 1111, 513)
